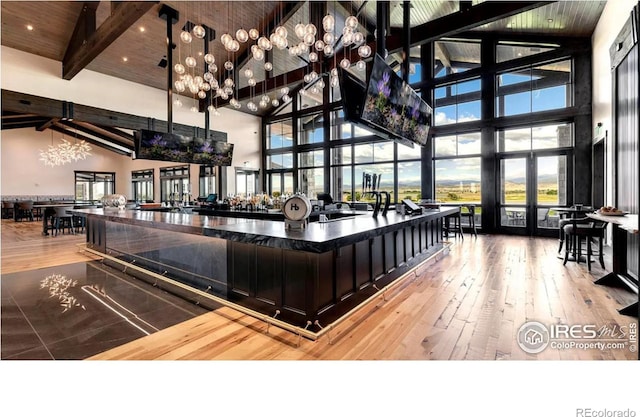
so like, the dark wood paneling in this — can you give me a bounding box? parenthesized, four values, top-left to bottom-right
(255, 245, 282, 305)
(355, 240, 370, 288)
(282, 249, 310, 315)
(371, 235, 385, 279)
(335, 245, 354, 300)
(229, 242, 254, 296)
(384, 231, 396, 273)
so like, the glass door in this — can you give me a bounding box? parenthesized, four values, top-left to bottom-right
(498, 152, 571, 236)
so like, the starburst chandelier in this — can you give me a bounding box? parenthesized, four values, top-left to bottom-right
(39, 131, 92, 167)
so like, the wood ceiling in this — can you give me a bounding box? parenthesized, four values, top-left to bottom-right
(1, 1, 607, 153)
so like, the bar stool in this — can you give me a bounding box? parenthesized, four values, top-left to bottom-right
(15, 201, 34, 222)
(562, 218, 607, 271)
(52, 206, 74, 236)
(460, 204, 477, 237)
(443, 209, 464, 240)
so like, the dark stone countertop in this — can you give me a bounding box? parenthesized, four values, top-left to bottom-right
(71, 207, 458, 253)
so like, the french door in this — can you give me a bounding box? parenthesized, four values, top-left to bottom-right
(497, 150, 572, 236)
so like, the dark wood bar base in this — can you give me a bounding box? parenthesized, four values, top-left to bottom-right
(77, 207, 454, 332)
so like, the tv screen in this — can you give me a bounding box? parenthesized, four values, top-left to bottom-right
(361, 54, 432, 146)
(135, 129, 233, 166)
(135, 129, 191, 163)
(192, 137, 234, 166)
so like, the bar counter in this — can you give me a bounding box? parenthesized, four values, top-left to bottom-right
(72, 207, 456, 330)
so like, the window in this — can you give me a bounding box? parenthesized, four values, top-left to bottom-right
(435, 132, 481, 157)
(75, 171, 115, 203)
(497, 123, 574, 152)
(299, 113, 324, 144)
(236, 168, 258, 197)
(496, 59, 572, 117)
(434, 39, 481, 78)
(132, 169, 153, 202)
(496, 41, 557, 63)
(199, 166, 217, 197)
(434, 158, 481, 204)
(434, 78, 481, 125)
(267, 119, 293, 149)
(160, 165, 190, 204)
(267, 152, 293, 169)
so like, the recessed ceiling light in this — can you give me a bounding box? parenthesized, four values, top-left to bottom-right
(122, 57, 128, 62)
(139, 26, 145, 33)
(547, 18, 553, 23)
(26, 24, 34, 31)
(198, 52, 203, 56)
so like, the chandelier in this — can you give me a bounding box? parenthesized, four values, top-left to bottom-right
(39, 132, 92, 167)
(170, 3, 371, 112)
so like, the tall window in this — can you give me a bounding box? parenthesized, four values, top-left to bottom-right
(160, 165, 190, 204)
(75, 171, 115, 203)
(131, 169, 154, 202)
(496, 59, 572, 117)
(433, 132, 482, 205)
(199, 166, 216, 197)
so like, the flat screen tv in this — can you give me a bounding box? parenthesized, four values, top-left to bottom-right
(134, 129, 233, 166)
(135, 129, 191, 163)
(192, 137, 234, 166)
(360, 54, 432, 146)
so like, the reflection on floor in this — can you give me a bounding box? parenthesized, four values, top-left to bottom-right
(1, 261, 209, 360)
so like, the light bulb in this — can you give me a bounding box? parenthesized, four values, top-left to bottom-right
(272, 98, 280, 107)
(345, 16, 358, 29)
(244, 68, 254, 78)
(322, 14, 335, 32)
(253, 49, 264, 61)
(220, 33, 232, 45)
(331, 68, 338, 77)
(294, 23, 306, 39)
(280, 86, 289, 95)
(207, 104, 215, 112)
(309, 52, 318, 62)
(275, 26, 288, 39)
(190, 106, 198, 112)
(236, 28, 248, 43)
(303, 32, 315, 46)
(330, 76, 339, 88)
(248, 78, 256, 86)
(261, 94, 270, 102)
(353, 31, 364, 45)
(174, 80, 185, 92)
(203, 72, 213, 82)
(356, 60, 366, 70)
(224, 77, 234, 87)
(174, 63, 185, 74)
(264, 62, 273, 71)
(323, 32, 334, 45)
(174, 98, 183, 107)
(208, 63, 218, 73)
(305, 23, 317, 36)
(201, 82, 211, 91)
(185, 56, 197, 68)
(340, 58, 351, 69)
(180, 31, 192, 43)
(358, 44, 372, 58)
(249, 28, 260, 40)
(315, 40, 325, 51)
(224, 61, 234, 71)
(192, 25, 206, 39)
(259, 100, 268, 108)
(204, 53, 215, 64)
(197, 90, 207, 99)
(323, 45, 334, 56)
(230, 98, 238, 106)
(282, 94, 291, 103)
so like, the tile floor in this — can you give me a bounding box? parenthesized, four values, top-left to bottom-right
(1, 261, 208, 359)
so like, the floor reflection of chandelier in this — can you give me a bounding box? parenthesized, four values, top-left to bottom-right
(39, 134, 92, 167)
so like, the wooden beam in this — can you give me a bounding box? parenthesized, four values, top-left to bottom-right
(1, 89, 227, 142)
(62, 2, 99, 64)
(36, 118, 60, 132)
(387, 1, 553, 52)
(49, 123, 132, 155)
(62, 1, 157, 80)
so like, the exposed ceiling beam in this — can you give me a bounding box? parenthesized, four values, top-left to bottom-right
(63, 1, 157, 80)
(386, 1, 553, 52)
(36, 118, 60, 132)
(62, 2, 99, 64)
(434, 41, 452, 69)
(49, 123, 133, 155)
(57, 120, 134, 149)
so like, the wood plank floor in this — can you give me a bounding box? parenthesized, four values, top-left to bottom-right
(1, 218, 637, 360)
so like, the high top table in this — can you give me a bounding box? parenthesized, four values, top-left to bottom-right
(550, 206, 595, 262)
(586, 212, 638, 317)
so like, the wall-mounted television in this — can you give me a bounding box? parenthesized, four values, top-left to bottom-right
(355, 54, 432, 147)
(134, 129, 233, 166)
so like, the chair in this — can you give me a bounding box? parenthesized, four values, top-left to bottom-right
(15, 201, 34, 222)
(52, 206, 74, 236)
(537, 208, 550, 228)
(443, 208, 464, 239)
(2, 201, 14, 219)
(460, 204, 477, 237)
(562, 218, 607, 271)
(557, 212, 571, 253)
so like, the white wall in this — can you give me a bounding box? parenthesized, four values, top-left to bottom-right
(1, 46, 262, 199)
(592, 0, 638, 206)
